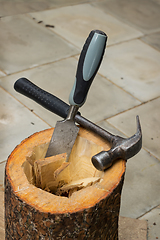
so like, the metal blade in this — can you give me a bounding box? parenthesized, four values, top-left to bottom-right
(45, 119, 79, 160)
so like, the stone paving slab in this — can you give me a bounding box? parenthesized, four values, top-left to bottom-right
(120, 149, 160, 219)
(0, 217, 148, 240)
(0, 87, 50, 163)
(0, 14, 78, 74)
(0, 162, 5, 188)
(0, 70, 5, 78)
(140, 205, 160, 240)
(99, 39, 160, 102)
(0, 0, 95, 17)
(119, 216, 147, 240)
(98, 120, 126, 138)
(93, 0, 160, 34)
(30, 4, 142, 48)
(141, 31, 160, 51)
(0, 57, 140, 125)
(0, 0, 51, 17)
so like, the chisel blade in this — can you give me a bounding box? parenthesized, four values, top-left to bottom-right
(45, 119, 79, 159)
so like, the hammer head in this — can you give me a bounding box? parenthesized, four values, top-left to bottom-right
(92, 151, 114, 171)
(92, 115, 142, 171)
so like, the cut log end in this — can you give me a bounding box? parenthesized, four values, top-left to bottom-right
(5, 127, 126, 239)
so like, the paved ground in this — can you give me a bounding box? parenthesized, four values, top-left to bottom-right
(0, 0, 160, 239)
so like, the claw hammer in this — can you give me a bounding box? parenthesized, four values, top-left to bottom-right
(14, 78, 142, 171)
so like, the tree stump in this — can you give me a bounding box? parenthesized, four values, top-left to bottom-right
(5, 126, 126, 240)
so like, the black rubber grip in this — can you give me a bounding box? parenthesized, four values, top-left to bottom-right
(14, 77, 69, 119)
(70, 29, 107, 106)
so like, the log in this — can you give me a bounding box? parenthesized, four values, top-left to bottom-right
(5, 127, 126, 239)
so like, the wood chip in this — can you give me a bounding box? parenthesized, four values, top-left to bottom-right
(60, 177, 101, 192)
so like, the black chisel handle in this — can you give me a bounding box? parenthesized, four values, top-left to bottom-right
(14, 77, 69, 119)
(69, 30, 107, 107)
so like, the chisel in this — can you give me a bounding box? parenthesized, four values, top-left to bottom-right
(15, 30, 107, 161)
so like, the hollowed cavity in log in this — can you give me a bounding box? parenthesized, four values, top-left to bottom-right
(23, 134, 105, 197)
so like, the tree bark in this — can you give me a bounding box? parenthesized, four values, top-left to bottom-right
(5, 127, 126, 240)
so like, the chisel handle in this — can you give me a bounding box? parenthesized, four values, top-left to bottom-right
(69, 30, 107, 107)
(14, 77, 69, 119)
